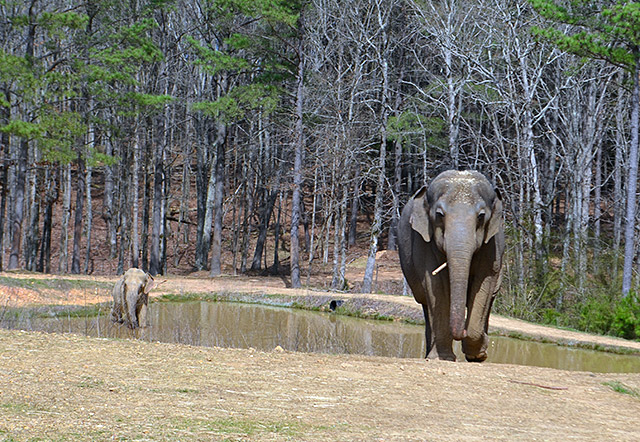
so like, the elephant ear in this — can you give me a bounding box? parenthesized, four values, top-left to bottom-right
(485, 189, 503, 244)
(409, 186, 431, 243)
(144, 274, 157, 294)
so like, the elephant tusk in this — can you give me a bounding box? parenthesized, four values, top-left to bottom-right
(432, 262, 447, 276)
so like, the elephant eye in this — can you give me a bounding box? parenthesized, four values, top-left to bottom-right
(435, 208, 445, 219)
(477, 211, 486, 224)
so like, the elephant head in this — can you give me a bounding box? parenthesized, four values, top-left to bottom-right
(408, 170, 503, 344)
(111, 268, 156, 329)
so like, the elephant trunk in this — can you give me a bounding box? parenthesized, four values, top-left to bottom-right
(447, 246, 473, 341)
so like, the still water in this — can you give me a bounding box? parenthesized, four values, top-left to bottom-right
(3, 301, 639, 373)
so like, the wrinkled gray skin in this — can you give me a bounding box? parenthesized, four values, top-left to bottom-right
(398, 170, 504, 362)
(111, 268, 156, 329)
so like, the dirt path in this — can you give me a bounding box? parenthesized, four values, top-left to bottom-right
(1, 270, 640, 440)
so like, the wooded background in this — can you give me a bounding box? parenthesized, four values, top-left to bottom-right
(1, 0, 640, 334)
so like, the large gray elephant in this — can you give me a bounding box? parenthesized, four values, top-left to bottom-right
(398, 170, 505, 362)
(111, 268, 156, 329)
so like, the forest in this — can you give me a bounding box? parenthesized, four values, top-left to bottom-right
(1, 0, 640, 339)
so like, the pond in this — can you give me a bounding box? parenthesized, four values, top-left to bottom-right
(2, 300, 639, 373)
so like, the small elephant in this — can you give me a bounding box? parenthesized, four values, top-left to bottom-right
(111, 268, 156, 329)
(398, 170, 505, 362)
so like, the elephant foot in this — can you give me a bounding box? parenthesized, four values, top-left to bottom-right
(426, 348, 456, 362)
(462, 333, 489, 363)
(464, 352, 487, 363)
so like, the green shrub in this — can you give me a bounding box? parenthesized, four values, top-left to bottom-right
(611, 294, 640, 340)
(576, 296, 614, 335)
(541, 308, 566, 327)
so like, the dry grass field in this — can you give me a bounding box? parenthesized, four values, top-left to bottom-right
(0, 264, 639, 441)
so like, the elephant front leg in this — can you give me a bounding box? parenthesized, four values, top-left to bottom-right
(424, 301, 456, 361)
(462, 278, 497, 362)
(135, 302, 148, 328)
(462, 333, 489, 362)
(111, 303, 124, 323)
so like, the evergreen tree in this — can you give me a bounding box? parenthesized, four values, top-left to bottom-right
(530, 0, 640, 296)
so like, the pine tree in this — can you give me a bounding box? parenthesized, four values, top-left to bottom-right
(531, 0, 640, 296)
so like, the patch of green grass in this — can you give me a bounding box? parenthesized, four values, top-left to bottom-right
(76, 376, 105, 389)
(1, 401, 48, 415)
(175, 387, 199, 394)
(0, 276, 111, 292)
(46, 304, 109, 319)
(173, 417, 303, 438)
(1, 402, 32, 414)
(290, 300, 322, 312)
(603, 381, 640, 398)
(332, 305, 393, 321)
(157, 292, 221, 303)
(1, 303, 111, 322)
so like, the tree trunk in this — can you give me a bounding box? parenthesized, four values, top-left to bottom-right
(142, 141, 152, 271)
(210, 122, 227, 277)
(593, 141, 602, 274)
(25, 147, 39, 271)
(0, 126, 8, 272)
(0, 88, 10, 272)
(348, 168, 360, 247)
(519, 56, 544, 273)
(59, 164, 71, 273)
(150, 132, 165, 276)
(331, 189, 349, 290)
(161, 149, 169, 274)
(387, 137, 402, 251)
(362, 4, 389, 293)
(240, 119, 259, 273)
(38, 166, 56, 274)
(8, 138, 28, 270)
(194, 116, 211, 271)
(251, 188, 278, 271)
(362, 142, 386, 293)
(116, 156, 129, 276)
(71, 153, 85, 274)
(201, 154, 216, 270)
(622, 57, 640, 297)
(306, 164, 319, 285)
(613, 71, 627, 259)
(83, 165, 93, 274)
(179, 128, 191, 246)
(445, 42, 460, 169)
(290, 10, 305, 288)
(271, 190, 283, 275)
(131, 131, 141, 268)
(103, 135, 117, 258)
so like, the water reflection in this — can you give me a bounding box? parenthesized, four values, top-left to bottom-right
(2, 301, 639, 373)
